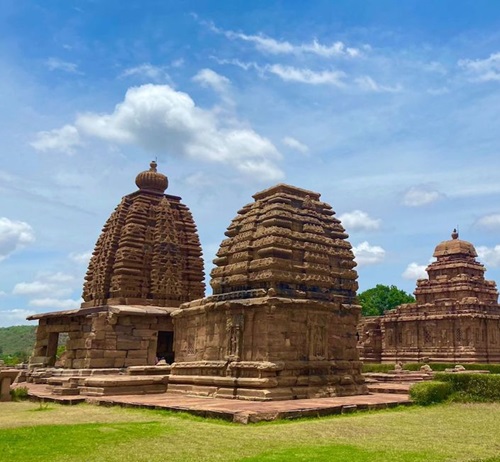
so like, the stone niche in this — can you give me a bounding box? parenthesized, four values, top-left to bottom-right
(169, 184, 367, 401)
(28, 162, 205, 369)
(358, 230, 500, 364)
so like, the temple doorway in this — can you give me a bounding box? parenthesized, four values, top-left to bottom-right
(156, 331, 174, 364)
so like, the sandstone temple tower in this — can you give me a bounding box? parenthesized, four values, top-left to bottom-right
(28, 162, 205, 368)
(358, 230, 500, 363)
(168, 184, 367, 400)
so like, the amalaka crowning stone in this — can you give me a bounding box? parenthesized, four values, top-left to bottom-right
(169, 184, 367, 401)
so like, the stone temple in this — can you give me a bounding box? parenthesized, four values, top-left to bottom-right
(169, 184, 367, 400)
(28, 161, 205, 369)
(358, 230, 500, 363)
(27, 170, 367, 400)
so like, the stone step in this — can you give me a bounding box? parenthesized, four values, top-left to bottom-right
(79, 384, 167, 396)
(52, 387, 81, 396)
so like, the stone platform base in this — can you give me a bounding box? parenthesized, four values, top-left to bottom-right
(168, 360, 367, 401)
(24, 382, 411, 424)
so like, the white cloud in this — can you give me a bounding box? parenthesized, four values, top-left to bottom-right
(352, 241, 386, 266)
(355, 76, 402, 93)
(183, 171, 214, 188)
(192, 68, 230, 94)
(69, 251, 93, 265)
(0, 309, 37, 327)
(120, 63, 171, 82)
(477, 245, 500, 267)
(475, 213, 500, 231)
(282, 136, 310, 155)
(34, 84, 283, 181)
(458, 52, 500, 82)
(402, 185, 443, 207)
(338, 210, 381, 232)
(208, 22, 361, 57)
(31, 124, 81, 154)
(0, 217, 35, 261)
(267, 64, 346, 86)
(45, 57, 81, 74)
(402, 262, 428, 280)
(12, 272, 75, 297)
(29, 298, 82, 310)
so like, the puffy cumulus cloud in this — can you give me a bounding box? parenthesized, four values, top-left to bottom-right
(477, 245, 500, 267)
(282, 136, 310, 155)
(0, 217, 35, 261)
(120, 63, 171, 83)
(192, 68, 231, 94)
(0, 309, 37, 327)
(267, 64, 346, 86)
(12, 272, 75, 297)
(207, 22, 361, 57)
(29, 298, 82, 309)
(30, 124, 81, 154)
(458, 52, 500, 82)
(338, 210, 381, 232)
(69, 251, 93, 265)
(352, 241, 386, 266)
(402, 185, 444, 207)
(475, 213, 500, 231)
(33, 84, 283, 181)
(402, 262, 428, 280)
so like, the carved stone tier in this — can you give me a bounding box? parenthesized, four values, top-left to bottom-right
(82, 161, 205, 308)
(211, 183, 358, 302)
(170, 184, 367, 400)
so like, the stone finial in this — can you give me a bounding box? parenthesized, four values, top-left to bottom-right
(451, 228, 459, 240)
(135, 160, 169, 193)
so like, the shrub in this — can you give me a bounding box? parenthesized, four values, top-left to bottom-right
(10, 386, 29, 401)
(409, 381, 453, 405)
(434, 373, 500, 402)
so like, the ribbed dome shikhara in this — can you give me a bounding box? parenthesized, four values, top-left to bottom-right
(81, 162, 205, 308)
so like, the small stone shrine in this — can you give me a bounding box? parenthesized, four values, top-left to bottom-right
(28, 162, 205, 369)
(358, 230, 500, 363)
(168, 184, 367, 400)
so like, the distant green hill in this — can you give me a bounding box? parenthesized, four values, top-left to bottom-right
(0, 325, 36, 356)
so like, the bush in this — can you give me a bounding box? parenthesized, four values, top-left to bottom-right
(10, 386, 29, 401)
(434, 373, 500, 402)
(409, 381, 453, 405)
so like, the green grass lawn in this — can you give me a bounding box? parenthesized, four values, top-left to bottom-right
(1, 402, 499, 461)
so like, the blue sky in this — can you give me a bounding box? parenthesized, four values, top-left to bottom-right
(2, 0, 500, 326)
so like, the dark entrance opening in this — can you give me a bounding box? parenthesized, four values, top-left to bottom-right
(156, 331, 174, 364)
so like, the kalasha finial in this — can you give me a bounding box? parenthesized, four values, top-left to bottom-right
(135, 160, 168, 193)
(451, 228, 459, 240)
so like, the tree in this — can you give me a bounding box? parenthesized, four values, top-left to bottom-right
(358, 284, 415, 316)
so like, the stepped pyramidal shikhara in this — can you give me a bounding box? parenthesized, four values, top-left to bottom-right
(28, 162, 205, 369)
(168, 184, 368, 400)
(358, 230, 500, 363)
